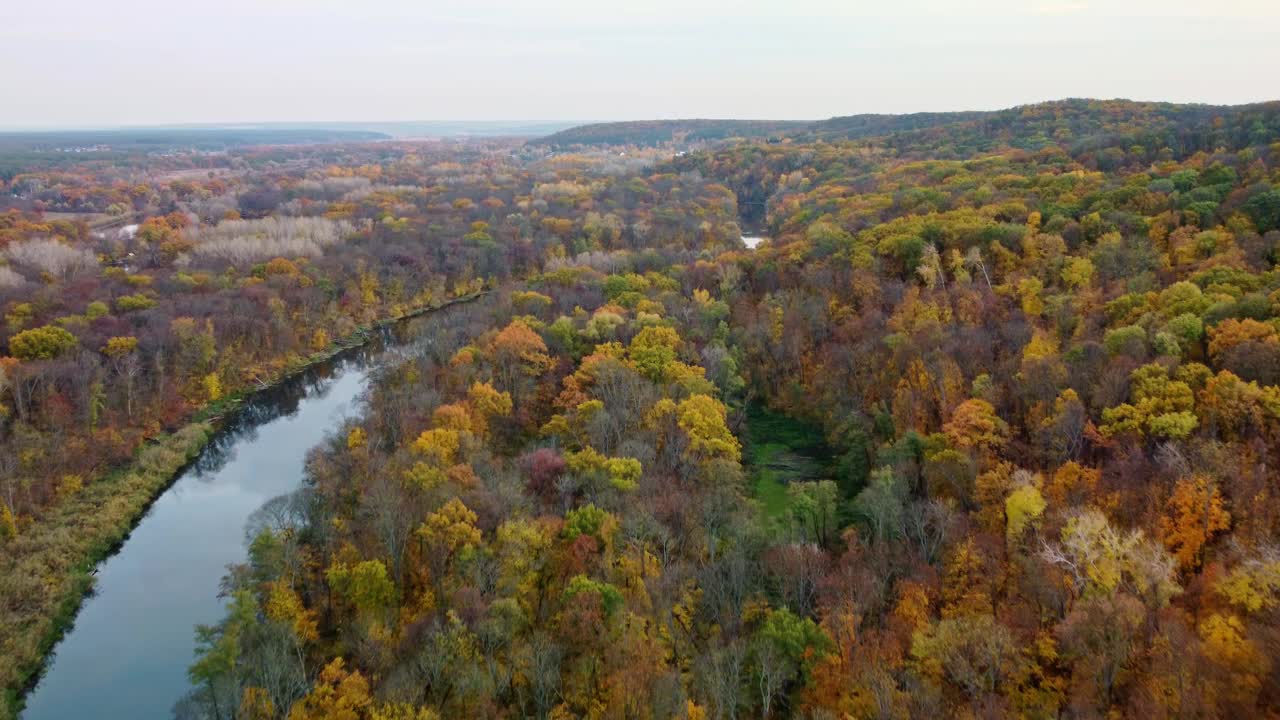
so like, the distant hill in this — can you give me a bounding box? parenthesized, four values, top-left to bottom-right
(530, 113, 990, 148)
(532, 99, 1280, 154)
(532, 119, 807, 147)
(801, 110, 989, 140)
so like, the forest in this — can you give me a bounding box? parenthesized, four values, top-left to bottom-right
(3, 97, 1280, 719)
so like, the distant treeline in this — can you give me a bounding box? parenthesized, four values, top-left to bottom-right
(534, 99, 1280, 151)
(0, 128, 390, 153)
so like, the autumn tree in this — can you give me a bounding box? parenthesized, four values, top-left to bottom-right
(1159, 476, 1230, 570)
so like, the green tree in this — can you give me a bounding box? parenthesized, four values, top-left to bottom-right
(752, 607, 834, 717)
(326, 559, 397, 616)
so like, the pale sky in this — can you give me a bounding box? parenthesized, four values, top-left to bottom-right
(2, 0, 1278, 127)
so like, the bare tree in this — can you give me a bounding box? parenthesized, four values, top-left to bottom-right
(4, 237, 98, 279)
(0, 266, 26, 288)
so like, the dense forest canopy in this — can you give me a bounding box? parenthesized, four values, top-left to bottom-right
(4, 97, 1280, 719)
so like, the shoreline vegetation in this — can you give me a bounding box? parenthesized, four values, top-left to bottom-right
(0, 290, 485, 720)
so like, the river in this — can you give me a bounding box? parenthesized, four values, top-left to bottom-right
(18, 317, 437, 719)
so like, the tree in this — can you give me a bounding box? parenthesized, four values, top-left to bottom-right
(964, 246, 993, 289)
(494, 518, 556, 610)
(485, 319, 552, 406)
(676, 394, 741, 465)
(467, 380, 512, 433)
(265, 580, 319, 643)
(412, 428, 460, 466)
(1100, 363, 1198, 441)
(943, 398, 1009, 454)
(1061, 256, 1094, 289)
(0, 503, 17, 542)
(1197, 612, 1269, 706)
(563, 503, 616, 544)
(286, 658, 372, 720)
(189, 590, 259, 720)
(752, 608, 833, 717)
(1216, 552, 1280, 613)
(1208, 318, 1277, 362)
(1208, 318, 1280, 385)
(1035, 389, 1086, 464)
(1057, 593, 1146, 711)
(1042, 509, 1180, 609)
(854, 467, 906, 543)
(604, 456, 642, 492)
(628, 325, 682, 382)
(916, 243, 946, 289)
(1159, 476, 1229, 570)
(417, 498, 482, 587)
(102, 335, 142, 418)
(564, 574, 624, 618)
(912, 614, 1024, 702)
(941, 538, 993, 618)
(1043, 462, 1101, 507)
(326, 559, 397, 617)
(520, 448, 567, 500)
(700, 639, 748, 720)
(8, 325, 77, 360)
(1006, 483, 1047, 542)
(787, 480, 839, 545)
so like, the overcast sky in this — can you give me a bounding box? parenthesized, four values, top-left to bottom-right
(3, 0, 1278, 127)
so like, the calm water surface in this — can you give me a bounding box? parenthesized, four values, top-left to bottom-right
(21, 345, 380, 719)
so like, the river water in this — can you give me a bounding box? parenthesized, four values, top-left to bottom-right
(20, 328, 406, 719)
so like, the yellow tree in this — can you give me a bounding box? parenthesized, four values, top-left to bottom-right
(1216, 556, 1280, 613)
(265, 580, 319, 642)
(1197, 613, 1269, 706)
(467, 380, 513, 436)
(676, 394, 741, 465)
(418, 498, 482, 591)
(287, 658, 372, 720)
(1006, 483, 1047, 542)
(1100, 363, 1198, 441)
(628, 325, 682, 382)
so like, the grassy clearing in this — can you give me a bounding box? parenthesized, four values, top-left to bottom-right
(743, 403, 834, 522)
(751, 443, 794, 519)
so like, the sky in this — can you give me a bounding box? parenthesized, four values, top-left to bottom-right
(2, 0, 1278, 127)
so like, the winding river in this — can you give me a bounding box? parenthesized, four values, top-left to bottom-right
(19, 306, 463, 719)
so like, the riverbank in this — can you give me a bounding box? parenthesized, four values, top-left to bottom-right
(0, 425, 212, 719)
(0, 291, 485, 720)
